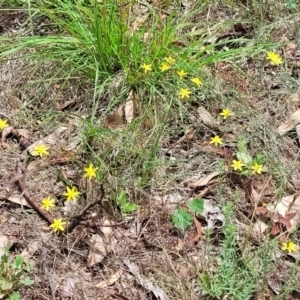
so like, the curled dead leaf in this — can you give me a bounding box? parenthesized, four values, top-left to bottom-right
(197, 106, 218, 129)
(124, 90, 137, 124)
(189, 172, 219, 188)
(277, 110, 300, 135)
(93, 269, 123, 288)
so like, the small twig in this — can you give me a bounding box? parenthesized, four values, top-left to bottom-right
(15, 165, 54, 224)
(67, 185, 105, 233)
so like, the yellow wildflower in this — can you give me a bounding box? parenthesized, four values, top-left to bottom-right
(84, 163, 98, 180)
(191, 77, 202, 87)
(0, 119, 9, 131)
(230, 160, 245, 171)
(164, 56, 175, 65)
(220, 108, 233, 120)
(50, 218, 66, 233)
(179, 88, 191, 99)
(266, 51, 283, 65)
(63, 186, 80, 202)
(159, 63, 170, 72)
(140, 63, 152, 73)
(32, 144, 49, 157)
(41, 196, 56, 211)
(250, 163, 264, 175)
(177, 69, 187, 80)
(281, 240, 297, 253)
(210, 135, 223, 146)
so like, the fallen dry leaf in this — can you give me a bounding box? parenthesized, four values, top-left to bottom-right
(86, 218, 116, 267)
(6, 190, 31, 207)
(198, 143, 230, 156)
(124, 90, 136, 124)
(189, 172, 219, 188)
(27, 126, 67, 155)
(277, 110, 300, 135)
(296, 124, 300, 143)
(197, 106, 218, 129)
(94, 269, 123, 288)
(123, 258, 169, 300)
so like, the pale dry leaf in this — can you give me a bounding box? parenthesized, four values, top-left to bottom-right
(124, 90, 136, 124)
(267, 194, 295, 217)
(87, 234, 111, 267)
(277, 110, 300, 135)
(296, 124, 300, 143)
(123, 258, 169, 300)
(7, 193, 31, 207)
(58, 277, 78, 298)
(87, 219, 116, 267)
(42, 126, 67, 145)
(0, 235, 9, 255)
(94, 269, 123, 288)
(21, 241, 41, 263)
(197, 106, 218, 129)
(27, 126, 67, 155)
(189, 172, 219, 188)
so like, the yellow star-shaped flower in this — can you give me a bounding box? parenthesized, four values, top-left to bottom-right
(220, 108, 234, 120)
(177, 69, 187, 80)
(209, 135, 223, 146)
(50, 218, 66, 233)
(32, 144, 49, 157)
(0, 118, 9, 131)
(159, 63, 170, 72)
(250, 163, 264, 175)
(84, 163, 98, 180)
(281, 240, 297, 253)
(63, 186, 80, 202)
(191, 77, 202, 87)
(230, 160, 245, 171)
(164, 56, 175, 65)
(41, 196, 56, 211)
(179, 88, 192, 99)
(266, 51, 283, 65)
(140, 63, 152, 73)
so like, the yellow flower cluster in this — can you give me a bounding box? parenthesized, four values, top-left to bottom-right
(140, 55, 203, 100)
(230, 160, 264, 175)
(45, 163, 99, 233)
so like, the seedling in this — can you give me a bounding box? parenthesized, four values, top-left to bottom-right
(117, 191, 138, 217)
(0, 245, 34, 298)
(172, 198, 204, 231)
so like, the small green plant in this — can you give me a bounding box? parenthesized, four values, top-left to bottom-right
(172, 198, 204, 230)
(284, 0, 298, 10)
(0, 245, 34, 299)
(117, 191, 138, 217)
(199, 202, 256, 300)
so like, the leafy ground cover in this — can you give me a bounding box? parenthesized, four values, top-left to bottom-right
(1, 0, 300, 299)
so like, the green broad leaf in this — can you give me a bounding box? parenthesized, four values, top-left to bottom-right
(8, 291, 20, 300)
(241, 170, 251, 177)
(253, 152, 267, 164)
(19, 278, 34, 286)
(188, 198, 204, 214)
(122, 203, 138, 213)
(236, 152, 252, 164)
(237, 137, 248, 153)
(172, 208, 193, 231)
(1, 280, 13, 290)
(13, 256, 24, 269)
(117, 191, 127, 206)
